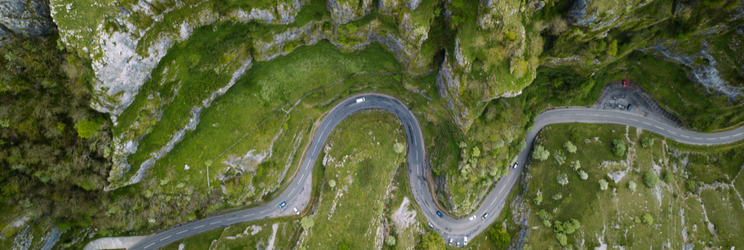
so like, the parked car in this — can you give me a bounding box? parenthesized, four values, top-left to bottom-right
(481, 213, 489, 220)
(448, 238, 453, 245)
(428, 222, 434, 228)
(622, 79, 627, 87)
(512, 161, 519, 169)
(627, 104, 632, 111)
(293, 207, 300, 215)
(436, 211, 443, 218)
(464, 236, 468, 245)
(278, 201, 286, 209)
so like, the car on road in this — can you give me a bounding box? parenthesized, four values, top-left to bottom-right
(468, 215, 476, 221)
(293, 207, 300, 215)
(627, 104, 632, 111)
(436, 211, 443, 218)
(481, 213, 488, 220)
(512, 161, 519, 169)
(622, 79, 627, 87)
(278, 201, 286, 209)
(356, 97, 365, 103)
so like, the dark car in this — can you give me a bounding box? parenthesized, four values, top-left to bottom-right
(512, 161, 519, 169)
(627, 104, 632, 111)
(278, 201, 287, 209)
(436, 211, 443, 218)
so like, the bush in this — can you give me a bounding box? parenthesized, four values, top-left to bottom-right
(538, 209, 553, 220)
(607, 39, 618, 56)
(557, 173, 569, 186)
(553, 150, 566, 165)
(418, 232, 445, 250)
(534, 193, 543, 205)
(532, 145, 550, 161)
(570, 160, 581, 171)
(663, 172, 673, 182)
(564, 141, 577, 153)
(74, 118, 104, 138)
(612, 139, 626, 157)
(489, 228, 510, 249)
(393, 142, 405, 153)
(339, 242, 350, 250)
(556, 233, 568, 246)
(329, 179, 336, 188)
(628, 180, 637, 192)
(642, 138, 654, 148)
(301, 216, 315, 230)
(578, 170, 588, 180)
(644, 172, 660, 188)
(385, 236, 396, 246)
(599, 179, 609, 190)
(642, 213, 653, 225)
(686, 180, 697, 191)
(552, 193, 563, 200)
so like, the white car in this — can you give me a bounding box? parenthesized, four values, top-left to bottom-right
(464, 236, 468, 245)
(512, 161, 519, 169)
(356, 97, 365, 103)
(293, 207, 300, 215)
(481, 213, 489, 220)
(468, 215, 476, 221)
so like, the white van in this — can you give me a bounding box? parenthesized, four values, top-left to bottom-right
(356, 97, 365, 103)
(464, 236, 468, 245)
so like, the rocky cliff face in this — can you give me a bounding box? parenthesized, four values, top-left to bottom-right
(0, 0, 55, 43)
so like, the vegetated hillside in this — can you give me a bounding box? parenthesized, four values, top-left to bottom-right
(521, 123, 744, 249)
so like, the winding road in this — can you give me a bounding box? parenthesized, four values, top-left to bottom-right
(126, 93, 744, 249)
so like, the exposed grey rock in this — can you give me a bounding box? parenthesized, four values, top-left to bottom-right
(405, 0, 421, 10)
(327, 0, 372, 24)
(0, 0, 56, 43)
(568, 0, 587, 24)
(436, 52, 467, 128)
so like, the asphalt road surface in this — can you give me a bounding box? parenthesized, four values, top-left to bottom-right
(128, 93, 744, 249)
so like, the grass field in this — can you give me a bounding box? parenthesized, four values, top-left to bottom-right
(160, 217, 301, 250)
(522, 123, 744, 249)
(299, 111, 406, 249)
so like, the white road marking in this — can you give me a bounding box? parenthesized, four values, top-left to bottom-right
(290, 187, 296, 193)
(210, 221, 221, 225)
(735, 133, 743, 137)
(629, 118, 638, 122)
(643, 122, 651, 125)
(193, 225, 205, 229)
(669, 131, 677, 135)
(243, 214, 251, 218)
(654, 126, 663, 130)
(176, 230, 188, 235)
(694, 137, 702, 139)
(227, 217, 237, 221)
(721, 136, 730, 139)
(681, 135, 690, 138)
(145, 243, 156, 249)
(160, 235, 171, 241)
(707, 138, 715, 140)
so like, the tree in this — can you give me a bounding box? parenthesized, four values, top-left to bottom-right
(553, 150, 566, 165)
(612, 139, 626, 157)
(571, 160, 581, 171)
(644, 172, 660, 188)
(532, 145, 550, 161)
(301, 216, 315, 230)
(393, 142, 405, 153)
(557, 173, 569, 186)
(607, 39, 618, 56)
(564, 141, 577, 153)
(534, 193, 543, 205)
(418, 232, 445, 250)
(538, 209, 553, 220)
(329, 179, 336, 189)
(642, 138, 654, 148)
(578, 170, 588, 180)
(556, 233, 568, 246)
(338, 242, 350, 250)
(642, 213, 654, 225)
(74, 118, 104, 138)
(386, 236, 396, 246)
(628, 180, 637, 192)
(489, 228, 510, 249)
(599, 179, 609, 190)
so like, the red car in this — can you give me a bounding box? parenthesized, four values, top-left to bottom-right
(622, 79, 627, 87)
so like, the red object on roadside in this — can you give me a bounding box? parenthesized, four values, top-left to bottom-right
(622, 79, 627, 87)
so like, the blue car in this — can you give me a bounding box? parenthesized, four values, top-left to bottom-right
(279, 201, 287, 209)
(436, 211, 443, 218)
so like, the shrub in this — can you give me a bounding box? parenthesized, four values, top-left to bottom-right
(301, 216, 315, 230)
(418, 232, 445, 250)
(345, 23, 359, 33)
(535, 193, 543, 205)
(489, 228, 510, 249)
(644, 172, 660, 188)
(557, 173, 569, 186)
(686, 180, 697, 191)
(556, 233, 568, 246)
(393, 142, 405, 153)
(612, 139, 626, 157)
(599, 179, 609, 190)
(532, 145, 550, 161)
(607, 39, 618, 56)
(628, 180, 637, 192)
(642, 213, 653, 225)
(338, 242, 350, 250)
(538, 209, 553, 220)
(570, 160, 581, 171)
(564, 141, 577, 153)
(642, 138, 654, 148)
(385, 236, 396, 246)
(552, 193, 563, 200)
(553, 150, 566, 165)
(663, 172, 673, 182)
(578, 170, 588, 180)
(329, 179, 336, 189)
(74, 118, 104, 138)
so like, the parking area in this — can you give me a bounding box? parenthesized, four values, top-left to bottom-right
(592, 81, 684, 128)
